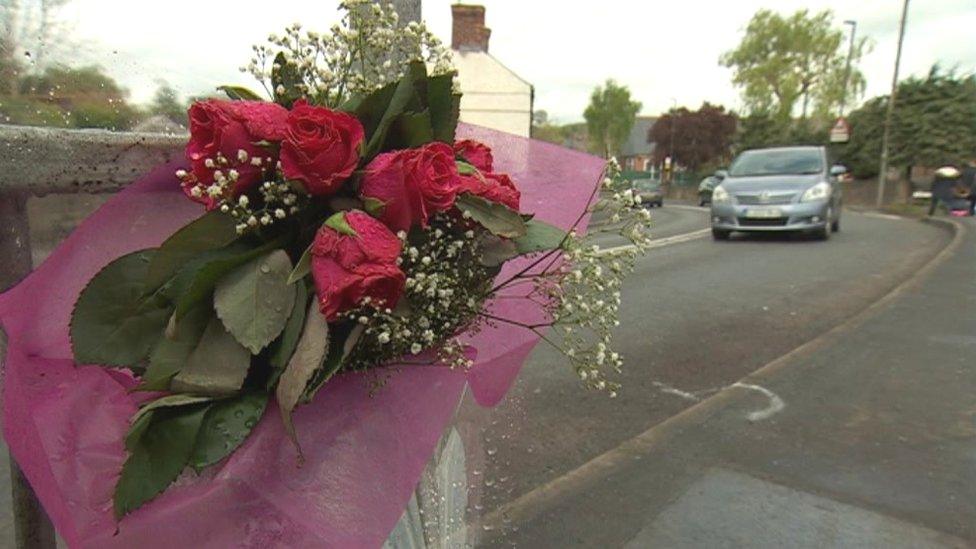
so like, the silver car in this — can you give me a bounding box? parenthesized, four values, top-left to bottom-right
(710, 146, 845, 241)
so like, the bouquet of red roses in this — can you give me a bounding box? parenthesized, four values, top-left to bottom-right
(68, 3, 651, 519)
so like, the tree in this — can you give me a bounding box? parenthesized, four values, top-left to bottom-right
(650, 102, 738, 171)
(583, 79, 642, 158)
(149, 82, 188, 125)
(720, 9, 868, 122)
(733, 112, 828, 153)
(4, 65, 139, 129)
(839, 66, 976, 178)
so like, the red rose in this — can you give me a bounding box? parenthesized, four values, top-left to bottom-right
(185, 99, 287, 208)
(280, 99, 365, 196)
(310, 210, 405, 321)
(359, 142, 461, 232)
(458, 171, 521, 210)
(454, 139, 494, 172)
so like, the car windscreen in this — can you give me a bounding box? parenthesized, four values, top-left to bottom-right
(729, 149, 824, 177)
(633, 179, 661, 191)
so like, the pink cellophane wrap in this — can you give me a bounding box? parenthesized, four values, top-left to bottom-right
(0, 124, 605, 548)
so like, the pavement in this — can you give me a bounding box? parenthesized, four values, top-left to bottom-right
(469, 209, 975, 547)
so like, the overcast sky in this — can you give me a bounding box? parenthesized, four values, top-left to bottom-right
(57, 0, 976, 123)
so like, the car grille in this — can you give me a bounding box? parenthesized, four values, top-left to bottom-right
(736, 193, 795, 205)
(738, 218, 789, 227)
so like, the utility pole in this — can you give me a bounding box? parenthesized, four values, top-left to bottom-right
(840, 20, 857, 115)
(876, 0, 910, 209)
(668, 98, 676, 184)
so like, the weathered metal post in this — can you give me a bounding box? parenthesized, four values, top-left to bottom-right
(0, 192, 57, 549)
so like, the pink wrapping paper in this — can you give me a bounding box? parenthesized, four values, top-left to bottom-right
(0, 124, 605, 548)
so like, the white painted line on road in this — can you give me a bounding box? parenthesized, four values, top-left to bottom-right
(597, 228, 712, 256)
(861, 212, 906, 221)
(664, 204, 709, 212)
(652, 381, 700, 402)
(731, 382, 785, 421)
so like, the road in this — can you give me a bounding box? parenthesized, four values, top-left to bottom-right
(453, 203, 963, 546)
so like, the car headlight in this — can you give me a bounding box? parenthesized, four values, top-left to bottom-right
(712, 185, 732, 204)
(800, 182, 831, 202)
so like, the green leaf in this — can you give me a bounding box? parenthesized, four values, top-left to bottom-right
(428, 73, 460, 143)
(479, 235, 519, 267)
(137, 303, 212, 392)
(363, 197, 385, 217)
(189, 392, 268, 471)
(269, 283, 310, 371)
(145, 212, 240, 292)
(357, 62, 428, 159)
(301, 321, 363, 404)
(71, 250, 171, 367)
(386, 111, 434, 149)
(455, 193, 528, 239)
(272, 52, 303, 108)
(169, 316, 253, 396)
(130, 394, 215, 431)
(287, 245, 313, 285)
(166, 239, 283, 321)
(324, 212, 357, 236)
(114, 402, 210, 518)
(217, 85, 264, 101)
(213, 250, 296, 354)
(276, 303, 330, 452)
(514, 220, 567, 255)
(456, 161, 478, 175)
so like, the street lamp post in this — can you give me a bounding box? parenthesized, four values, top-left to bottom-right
(876, 0, 910, 209)
(840, 20, 857, 115)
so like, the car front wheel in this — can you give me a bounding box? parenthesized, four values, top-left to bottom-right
(712, 228, 731, 240)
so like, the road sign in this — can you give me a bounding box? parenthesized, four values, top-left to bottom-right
(830, 117, 851, 143)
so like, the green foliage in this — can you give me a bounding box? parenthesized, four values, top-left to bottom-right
(217, 85, 264, 101)
(584, 79, 642, 158)
(148, 82, 188, 125)
(650, 103, 738, 169)
(839, 67, 976, 178)
(1, 64, 139, 130)
(169, 316, 253, 396)
(514, 220, 566, 255)
(734, 111, 828, 153)
(721, 9, 868, 122)
(70, 250, 171, 368)
(276, 302, 330, 450)
(146, 211, 240, 292)
(139, 303, 212, 391)
(115, 402, 209, 518)
(350, 61, 460, 160)
(213, 250, 296, 354)
(189, 392, 268, 471)
(455, 193, 528, 239)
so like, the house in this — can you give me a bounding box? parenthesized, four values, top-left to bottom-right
(619, 116, 658, 172)
(450, 4, 533, 137)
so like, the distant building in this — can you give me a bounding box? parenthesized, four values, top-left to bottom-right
(619, 116, 658, 172)
(450, 4, 533, 137)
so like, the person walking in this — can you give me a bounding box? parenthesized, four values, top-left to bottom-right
(961, 159, 976, 216)
(929, 166, 962, 216)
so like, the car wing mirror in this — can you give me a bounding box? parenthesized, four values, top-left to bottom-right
(830, 165, 848, 177)
(714, 169, 728, 180)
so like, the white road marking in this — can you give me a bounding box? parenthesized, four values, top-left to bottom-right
(860, 212, 905, 221)
(652, 381, 700, 402)
(663, 204, 709, 212)
(597, 228, 712, 256)
(731, 382, 786, 421)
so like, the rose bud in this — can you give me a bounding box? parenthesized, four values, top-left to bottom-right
(457, 170, 521, 211)
(454, 139, 494, 172)
(185, 99, 288, 208)
(310, 210, 406, 322)
(359, 142, 461, 232)
(280, 99, 365, 196)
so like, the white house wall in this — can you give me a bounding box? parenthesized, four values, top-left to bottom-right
(451, 51, 532, 137)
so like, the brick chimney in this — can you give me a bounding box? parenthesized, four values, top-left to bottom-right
(451, 4, 491, 52)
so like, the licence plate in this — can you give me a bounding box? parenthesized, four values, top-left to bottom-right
(745, 207, 782, 219)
